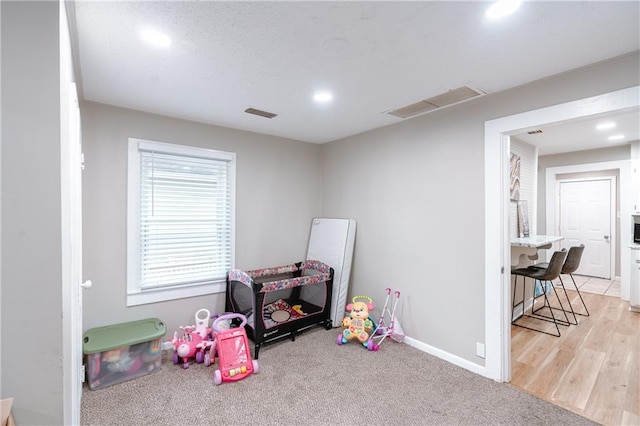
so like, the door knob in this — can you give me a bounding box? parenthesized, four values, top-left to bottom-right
(81, 280, 92, 289)
(604, 235, 610, 240)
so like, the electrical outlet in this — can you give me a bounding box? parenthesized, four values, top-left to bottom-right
(476, 342, 486, 359)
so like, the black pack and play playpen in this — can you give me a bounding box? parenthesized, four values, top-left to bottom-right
(225, 260, 334, 359)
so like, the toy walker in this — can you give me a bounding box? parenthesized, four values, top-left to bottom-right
(212, 313, 258, 385)
(366, 288, 404, 351)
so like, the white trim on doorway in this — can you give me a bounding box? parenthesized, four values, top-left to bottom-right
(484, 85, 639, 383)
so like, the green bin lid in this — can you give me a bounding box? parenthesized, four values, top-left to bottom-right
(83, 317, 166, 354)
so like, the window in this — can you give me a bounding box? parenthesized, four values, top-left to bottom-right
(127, 138, 235, 306)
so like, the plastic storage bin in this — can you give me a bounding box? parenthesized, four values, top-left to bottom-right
(83, 317, 166, 390)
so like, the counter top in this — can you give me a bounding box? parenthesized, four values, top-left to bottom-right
(510, 235, 564, 248)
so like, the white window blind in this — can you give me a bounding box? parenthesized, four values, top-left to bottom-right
(127, 138, 235, 305)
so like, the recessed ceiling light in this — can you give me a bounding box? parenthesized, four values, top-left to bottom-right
(140, 29, 172, 48)
(485, 0, 522, 19)
(596, 122, 616, 131)
(608, 134, 625, 141)
(313, 92, 333, 102)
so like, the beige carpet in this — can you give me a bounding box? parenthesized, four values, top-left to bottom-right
(81, 326, 597, 426)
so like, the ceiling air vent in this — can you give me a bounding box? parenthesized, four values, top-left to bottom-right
(245, 107, 277, 119)
(387, 100, 438, 119)
(387, 85, 486, 119)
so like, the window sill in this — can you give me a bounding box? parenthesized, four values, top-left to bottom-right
(127, 281, 225, 307)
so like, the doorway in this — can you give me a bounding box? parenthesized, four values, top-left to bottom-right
(483, 85, 639, 382)
(545, 162, 627, 298)
(558, 178, 614, 279)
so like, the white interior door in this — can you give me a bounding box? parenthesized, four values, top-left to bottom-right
(62, 82, 84, 424)
(559, 179, 612, 278)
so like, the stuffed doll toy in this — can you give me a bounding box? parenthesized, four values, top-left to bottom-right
(337, 295, 374, 346)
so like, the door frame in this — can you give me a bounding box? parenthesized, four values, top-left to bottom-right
(61, 2, 82, 423)
(484, 85, 638, 382)
(548, 165, 624, 285)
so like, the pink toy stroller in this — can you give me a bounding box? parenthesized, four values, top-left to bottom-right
(366, 288, 404, 351)
(212, 313, 258, 385)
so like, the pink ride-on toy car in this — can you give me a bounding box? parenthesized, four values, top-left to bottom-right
(169, 308, 215, 369)
(212, 313, 258, 385)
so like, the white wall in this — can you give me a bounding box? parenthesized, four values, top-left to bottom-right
(81, 101, 323, 335)
(320, 52, 640, 366)
(0, 0, 3, 405)
(1, 2, 64, 424)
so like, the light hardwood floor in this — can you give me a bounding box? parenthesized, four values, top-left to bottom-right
(511, 289, 639, 426)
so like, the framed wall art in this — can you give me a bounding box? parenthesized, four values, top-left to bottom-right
(510, 152, 520, 201)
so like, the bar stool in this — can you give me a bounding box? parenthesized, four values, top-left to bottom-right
(511, 249, 569, 337)
(530, 244, 588, 319)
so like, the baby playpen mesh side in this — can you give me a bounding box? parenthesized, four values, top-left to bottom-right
(226, 260, 334, 358)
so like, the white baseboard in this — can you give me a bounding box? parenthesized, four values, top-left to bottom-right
(403, 335, 487, 377)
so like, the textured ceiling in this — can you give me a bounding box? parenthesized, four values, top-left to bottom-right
(72, 1, 640, 149)
(516, 109, 640, 156)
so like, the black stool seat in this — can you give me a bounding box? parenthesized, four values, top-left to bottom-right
(511, 249, 569, 337)
(530, 244, 588, 319)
